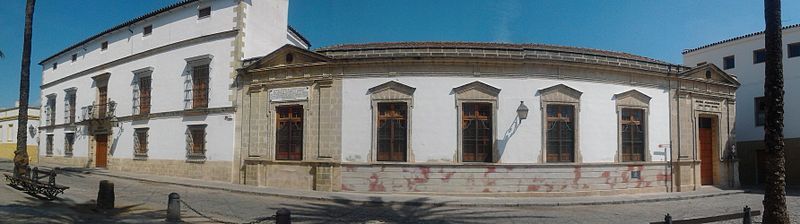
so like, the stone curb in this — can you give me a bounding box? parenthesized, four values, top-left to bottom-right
(0, 164, 748, 208)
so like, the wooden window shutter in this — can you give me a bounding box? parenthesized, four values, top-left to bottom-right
(132, 78, 140, 115)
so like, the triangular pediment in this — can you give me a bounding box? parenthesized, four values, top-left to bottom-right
(367, 81, 416, 96)
(614, 89, 651, 107)
(453, 81, 501, 96)
(680, 63, 740, 86)
(538, 84, 582, 102)
(244, 44, 330, 71)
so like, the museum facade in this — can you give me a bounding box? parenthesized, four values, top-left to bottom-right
(236, 42, 740, 194)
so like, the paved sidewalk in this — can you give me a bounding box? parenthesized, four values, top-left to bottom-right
(8, 160, 746, 207)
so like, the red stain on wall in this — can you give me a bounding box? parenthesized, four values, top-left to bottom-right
(368, 173, 385, 192)
(505, 167, 514, 171)
(573, 166, 582, 185)
(544, 184, 554, 192)
(441, 172, 456, 182)
(341, 184, 354, 191)
(483, 188, 491, 193)
(527, 185, 540, 192)
(345, 165, 356, 172)
(484, 167, 497, 177)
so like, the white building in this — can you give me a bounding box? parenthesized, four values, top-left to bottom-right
(0, 102, 40, 163)
(683, 24, 800, 186)
(38, 0, 308, 182)
(237, 42, 740, 194)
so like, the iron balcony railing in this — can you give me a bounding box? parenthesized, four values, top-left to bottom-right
(81, 101, 116, 121)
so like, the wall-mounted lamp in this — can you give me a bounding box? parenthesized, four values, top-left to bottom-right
(516, 101, 529, 121)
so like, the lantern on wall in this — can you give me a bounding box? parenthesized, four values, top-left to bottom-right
(516, 101, 529, 121)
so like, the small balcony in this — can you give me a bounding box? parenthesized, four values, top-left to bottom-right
(81, 101, 116, 121)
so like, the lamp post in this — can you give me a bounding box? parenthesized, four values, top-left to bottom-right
(516, 101, 529, 122)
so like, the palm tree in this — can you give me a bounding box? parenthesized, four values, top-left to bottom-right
(13, 0, 35, 177)
(762, 0, 790, 223)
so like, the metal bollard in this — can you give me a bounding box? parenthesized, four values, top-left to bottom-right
(276, 208, 291, 224)
(166, 193, 181, 222)
(664, 213, 672, 224)
(743, 206, 752, 224)
(96, 180, 115, 209)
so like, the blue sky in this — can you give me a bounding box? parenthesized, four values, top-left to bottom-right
(0, 0, 798, 108)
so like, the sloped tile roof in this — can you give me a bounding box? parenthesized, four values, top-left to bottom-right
(682, 23, 800, 54)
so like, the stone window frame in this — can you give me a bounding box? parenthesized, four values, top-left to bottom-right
(453, 81, 500, 163)
(183, 55, 213, 110)
(133, 128, 149, 159)
(367, 81, 415, 163)
(274, 104, 305, 161)
(537, 84, 582, 163)
(265, 89, 310, 162)
(64, 132, 75, 157)
(63, 88, 77, 124)
(185, 124, 207, 162)
(45, 94, 57, 126)
(131, 67, 153, 116)
(614, 89, 652, 163)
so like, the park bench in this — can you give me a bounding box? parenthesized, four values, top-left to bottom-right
(3, 167, 70, 200)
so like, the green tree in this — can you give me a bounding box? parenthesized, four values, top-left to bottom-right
(14, 0, 36, 177)
(762, 0, 790, 223)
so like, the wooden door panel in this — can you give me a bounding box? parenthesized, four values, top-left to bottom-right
(96, 135, 108, 168)
(700, 128, 713, 185)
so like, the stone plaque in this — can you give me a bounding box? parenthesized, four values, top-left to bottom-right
(269, 87, 309, 102)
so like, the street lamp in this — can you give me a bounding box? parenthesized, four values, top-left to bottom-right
(516, 101, 529, 121)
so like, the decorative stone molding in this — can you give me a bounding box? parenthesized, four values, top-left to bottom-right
(614, 89, 651, 108)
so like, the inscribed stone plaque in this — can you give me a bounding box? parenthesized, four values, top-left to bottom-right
(269, 87, 309, 102)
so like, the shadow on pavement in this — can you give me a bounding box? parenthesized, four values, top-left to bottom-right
(276, 196, 554, 224)
(0, 194, 167, 223)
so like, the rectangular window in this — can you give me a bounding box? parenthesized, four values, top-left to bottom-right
(198, 6, 211, 18)
(376, 102, 408, 162)
(64, 133, 75, 156)
(789, 42, 800, 58)
(753, 49, 766, 64)
(696, 62, 707, 66)
(139, 76, 152, 114)
(98, 86, 108, 118)
(187, 125, 206, 157)
(191, 64, 209, 109)
(134, 128, 148, 157)
(53, 62, 57, 70)
(101, 41, 108, 51)
(276, 105, 303, 160)
(7, 125, 13, 142)
(71, 54, 77, 62)
(67, 92, 76, 123)
(723, 55, 735, 69)
(46, 97, 56, 126)
(546, 104, 575, 162)
(143, 25, 152, 36)
(46, 135, 54, 156)
(755, 97, 766, 127)
(621, 108, 646, 162)
(462, 102, 492, 162)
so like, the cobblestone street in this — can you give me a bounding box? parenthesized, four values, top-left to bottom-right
(1, 161, 798, 223)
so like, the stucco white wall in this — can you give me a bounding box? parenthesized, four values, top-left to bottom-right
(683, 27, 800, 141)
(0, 108, 40, 145)
(243, 0, 291, 58)
(37, 0, 299, 162)
(41, 0, 238, 84)
(341, 76, 671, 164)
